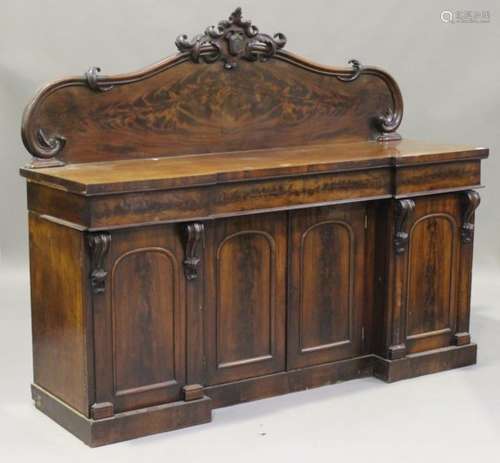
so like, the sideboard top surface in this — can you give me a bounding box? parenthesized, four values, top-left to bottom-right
(20, 139, 488, 195)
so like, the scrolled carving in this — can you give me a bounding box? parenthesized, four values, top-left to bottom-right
(21, 77, 83, 164)
(88, 232, 111, 294)
(175, 7, 287, 69)
(461, 190, 480, 244)
(394, 199, 415, 254)
(372, 67, 404, 141)
(85, 66, 114, 92)
(183, 223, 205, 280)
(337, 59, 362, 82)
(376, 107, 402, 141)
(35, 128, 66, 158)
(378, 107, 398, 132)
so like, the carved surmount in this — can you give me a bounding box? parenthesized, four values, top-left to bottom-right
(175, 7, 286, 70)
(184, 223, 205, 280)
(394, 199, 415, 254)
(85, 67, 114, 92)
(88, 232, 111, 294)
(461, 190, 480, 244)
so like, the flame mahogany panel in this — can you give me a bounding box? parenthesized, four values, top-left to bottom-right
(22, 55, 401, 165)
(204, 213, 287, 385)
(405, 195, 462, 353)
(92, 225, 187, 414)
(287, 204, 366, 369)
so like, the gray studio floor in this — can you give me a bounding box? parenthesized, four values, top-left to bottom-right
(1, 266, 499, 462)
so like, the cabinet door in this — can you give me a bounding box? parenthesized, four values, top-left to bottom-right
(205, 213, 287, 385)
(92, 224, 186, 414)
(404, 195, 462, 353)
(288, 204, 366, 369)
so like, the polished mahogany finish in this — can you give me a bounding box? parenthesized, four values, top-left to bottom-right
(21, 8, 487, 447)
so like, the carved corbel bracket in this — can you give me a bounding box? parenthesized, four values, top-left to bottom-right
(394, 199, 415, 254)
(183, 223, 205, 280)
(175, 7, 286, 70)
(88, 232, 111, 294)
(461, 190, 481, 244)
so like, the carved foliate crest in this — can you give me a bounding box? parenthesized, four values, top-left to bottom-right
(175, 7, 287, 69)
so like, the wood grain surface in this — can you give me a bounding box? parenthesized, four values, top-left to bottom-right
(21, 140, 487, 195)
(22, 51, 404, 165)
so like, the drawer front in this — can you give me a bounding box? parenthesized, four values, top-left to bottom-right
(394, 160, 481, 197)
(25, 169, 391, 229)
(287, 204, 367, 369)
(204, 213, 287, 385)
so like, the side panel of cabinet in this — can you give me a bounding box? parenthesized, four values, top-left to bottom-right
(205, 213, 287, 385)
(92, 225, 186, 414)
(404, 195, 462, 353)
(288, 204, 366, 369)
(29, 213, 91, 416)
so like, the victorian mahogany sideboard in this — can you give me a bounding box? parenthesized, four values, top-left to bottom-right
(20, 9, 488, 446)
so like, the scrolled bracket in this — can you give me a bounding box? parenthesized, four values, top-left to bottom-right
(376, 107, 402, 141)
(21, 127, 66, 166)
(394, 199, 415, 254)
(88, 232, 111, 294)
(175, 7, 286, 70)
(337, 59, 362, 82)
(36, 128, 66, 156)
(377, 107, 398, 132)
(85, 66, 114, 92)
(183, 223, 205, 281)
(461, 190, 481, 244)
(373, 69, 404, 142)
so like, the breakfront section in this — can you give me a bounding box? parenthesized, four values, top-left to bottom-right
(86, 206, 368, 413)
(82, 191, 481, 417)
(200, 205, 368, 383)
(375, 191, 480, 365)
